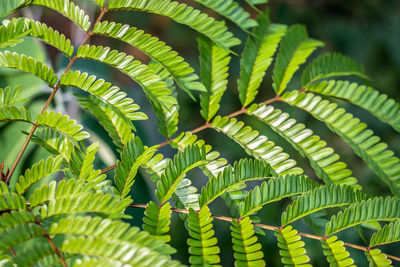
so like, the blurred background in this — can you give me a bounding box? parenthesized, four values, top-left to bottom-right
(1, 0, 399, 265)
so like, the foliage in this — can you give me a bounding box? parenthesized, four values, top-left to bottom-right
(0, 0, 399, 266)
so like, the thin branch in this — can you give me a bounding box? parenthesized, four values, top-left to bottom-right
(5, 7, 109, 184)
(128, 202, 400, 263)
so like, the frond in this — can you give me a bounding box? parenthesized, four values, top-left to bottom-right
(77, 95, 133, 149)
(199, 158, 272, 207)
(211, 116, 303, 175)
(91, 0, 105, 7)
(0, 51, 58, 87)
(272, 25, 323, 95)
(173, 178, 200, 210)
(0, 0, 29, 17)
(93, 21, 205, 97)
(31, 0, 91, 31)
(76, 45, 177, 112)
(247, 103, 359, 187)
(115, 136, 157, 198)
(143, 201, 172, 242)
(36, 111, 90, 146)
(238, 11, 286, 107)
(370, 221, 400, 247)
(301, 53, 368, 87)
(0, 105, 31, 123)
(61, 70, 147, 129)
(321, 235, 356, 267)
(282, 91, 400, 196)
(366, 249, 393, 267)
(230, 216, 265, 266)
(306, 80, 400, 133)
(3, 18, 74, 57)
(30, 127, 75, 160)
(0, 85, 26, 108)
(193, 0, 257, 31)
(187, 206, 221, 266)
(0, 190, 26, 212)
(275, 225, 311, 266)
(239, 174, 320, 218)
(156, 145, 207, 204)
(325, 197, 400, 235)
(281, 184, 366, 226)
(198, 34, 231, 121)
(108, 0, 241, 50)
(15, 155, 63, 196)
(0, 18, 30, 48)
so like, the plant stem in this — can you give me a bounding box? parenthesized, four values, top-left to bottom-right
(5, 7, 109, 184)
(128, 203, 400, 263)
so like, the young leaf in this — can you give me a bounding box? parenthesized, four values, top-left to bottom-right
(143, 201, 172, 242)
(321, 235, 356, 267)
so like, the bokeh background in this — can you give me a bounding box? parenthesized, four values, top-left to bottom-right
(1, 0, 399, 265)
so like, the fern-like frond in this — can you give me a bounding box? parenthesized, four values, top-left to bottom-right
(281, 184, 366, 226)
(15, 155, 63, 196)
(30, 127, 74, 160)
(370, 221, 400, 247)
(93, 21, 205, 97)
(0, 0, 30, 17)
(0, 18, 30, 48)
(326, 197, 400, 235)
(0, 188, 26, 212)
(239, 174, 320, 218)
(4, 18, 74, 57)
(194, 0, 257, 32)
(36, 111, 90, 146)
(198, 34, 231, 121)
(211, 116, 303, 175)
(272, 25, 323, 95)
(199, 158, 272, 207)
(282, 91, 400, 196)
(231, 216, 265, 266)
(301, 53, 367, 87)
(115, 136, 157, 198)
(143, 201, 172, 242)
(238, 11, 287, 107)
(77, 95, 133, 149)
(156, 145, 207, 204)
(108, 0, 241, 50)
(248, 103, 358, 187)
(31, 0, 91, 31)
(0, 85, 26, 108)
(0, 51, 58, 87)
(0, 105, 31, 123)
(366, 249, 393, 267)
(321, 235, 356, 267)
(275, 225, 311, 266)
(306, 80, 400, 133)
(187, 206, 221, 266)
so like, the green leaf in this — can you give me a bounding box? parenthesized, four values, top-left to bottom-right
(193, 0, 257, 32)
(231, 217, 265, 266)
(370, 221, 400, 247)
(108, 0, 241, 50)
(156, 145, 207, 204)
(93, 21, 205, 98)
(247, 103, 359, 187)
(239, 174, 320, 218)
(365, 249, 393, 267)
(301, 53, 368, 87)
(211, 116, 303, 175)
(238, 11, 286, 107)
(272, 25, 323, 94)
(0, 51, 58, 86)
(0, 190, 26, 212)
(199, 158, 272, 207)
(143, 201, 172, 243)
(326, 197, 400, 235)
(0, 0, 30, 17)
(0, 105, 31, 123)
(0, 84, 26, 108)
(282, 91, 400, 196)
(187, 206, 221, 266)
(321, 235, 356, 267)
(115, 136, 157, 198)
(275, 225, 311, 266)
(198, 34, 231, 121)
(306, 80, 400, 133)
(0, 18, 30, 48)
(31, 0, 91, 31)
(15, 155, 63, 196)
